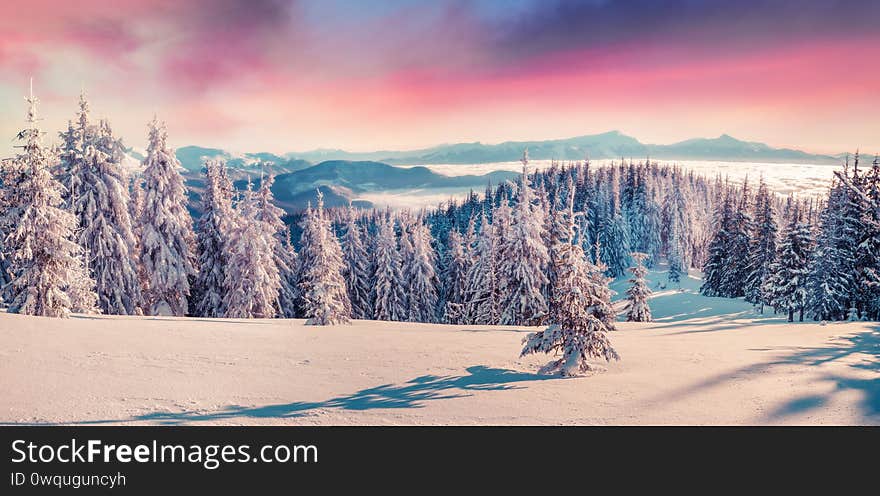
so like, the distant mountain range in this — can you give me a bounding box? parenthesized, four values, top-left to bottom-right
(168, 131, 845, 174)
(286, 131, 843, 165)
(134, 131, 846, 215)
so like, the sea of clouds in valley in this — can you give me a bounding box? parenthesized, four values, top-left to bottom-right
(357, 160, 842, 208)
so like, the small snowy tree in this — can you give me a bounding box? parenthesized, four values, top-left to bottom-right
(254, 173, 298, 318)
(297, 190, 350, 325)
(663, 170, 690, 284)
(598, 168, 631, 278)
(588, 241, 618, 328)
(397, 218, 415, 314)
(4, 81, 97, 318)
(404, 219, 439, 322)
(521, 188, 619, 376)
(625, 252, 652, 322)
(464, 212, 499, 324)
(193, 160, 236, 317)
(722, 180, 754, 296)
(440, 228, 469, 324)
(223, 184, 281, 318)
(371, 216, 406, 321)
(806, 178, 854, 320)
(66, 239, 100, 314)
(340, 206, 371, 319)
(547, 185, 569, 297)
(765, 207, 812, 322)
(497, 149, 549, 326)
(744, 180, 777, 312)
(277, 228, 299, 312)
(667, 237, 684, 284)
(701, 186, 735, 297)
(138, 117, 196, 316)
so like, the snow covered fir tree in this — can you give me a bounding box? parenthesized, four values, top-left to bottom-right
(296, 190, 350, 325)
(625, 252, 652, 322)
(0, 82, 97, 317)
(743, 180, 778, 313)
(340, 205, 371, 320)
(403, 218, 439, 323)
(222, 182, 282, 319)
(60, 92, 142, 315)
(254, 174, 299, 318)
(497, 150, 549, 326)
(463, 212, 499, 325)
(764, 204, 811, 322)
(371, 214, 407, 322)
(193, 159, 235, 318)
(138, 117, 196, 316)
(520, 187, 619, 376)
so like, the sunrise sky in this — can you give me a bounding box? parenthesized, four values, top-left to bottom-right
(1, 0, 877, 156)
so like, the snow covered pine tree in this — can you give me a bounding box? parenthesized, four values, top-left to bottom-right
(340, 205, 372, 319)
(440, 228, 469, 324)
(765, 205, 812, 322)
(297, 190, 350, 325)
(138, 117, 195, 316)
(598, 166, 632, 278)
(625, 252, 653, 322)
(371, 215, 406, 321)
(222, 182, 281, 318)
(521, 187, 619, 376)
(4, 81, 97, 318)
(403, 219, 439, 322)
(193, 160, 236, 317)
(497, 149, 549, 326)
(254, 173, 298, 318)
(743, 179, 777, 313)
(463, 212, 499, 324)
(60, 92, 142, 315)
(662, 170, 689, 284)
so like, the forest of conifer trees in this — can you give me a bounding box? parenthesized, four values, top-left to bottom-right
(1, 88, 879, 335)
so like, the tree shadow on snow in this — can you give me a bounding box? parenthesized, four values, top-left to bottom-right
(129, 366, 556, 425)
(650, 312, 790, 334)
(762, 327, 880, 422)
(652, 325, 880, 423)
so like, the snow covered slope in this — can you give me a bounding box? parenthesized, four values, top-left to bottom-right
(2, 269, 877, 425)
(610, 265, 769, 323)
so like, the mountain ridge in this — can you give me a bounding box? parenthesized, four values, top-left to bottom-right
(170, 132, 845, 172)
(284, 131, 843, 165)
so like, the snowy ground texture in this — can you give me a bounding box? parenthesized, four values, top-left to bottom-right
(1, 269, 878, 425)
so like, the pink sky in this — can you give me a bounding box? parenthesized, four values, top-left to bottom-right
(1, 0, 878, 156)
